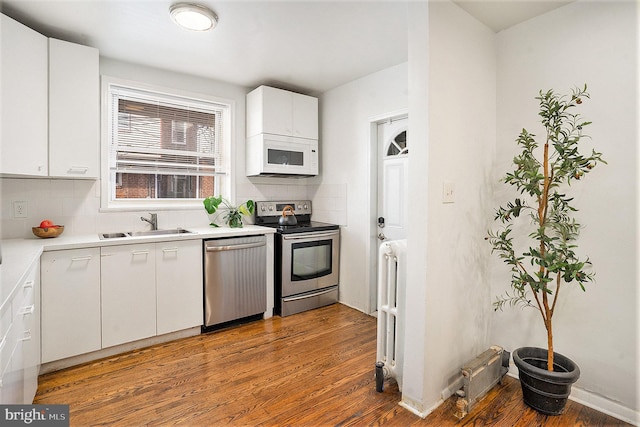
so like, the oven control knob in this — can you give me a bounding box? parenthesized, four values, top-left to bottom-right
(268, 206, 274, 211)
(303, 204, 308, 210)
(260, 206, 266, 212)
(297, 204, 302, 210)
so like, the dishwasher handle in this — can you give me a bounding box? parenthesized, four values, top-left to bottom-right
(205, 241, 266, 252)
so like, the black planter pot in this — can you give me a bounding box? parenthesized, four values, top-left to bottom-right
(513, 347, 580, 416)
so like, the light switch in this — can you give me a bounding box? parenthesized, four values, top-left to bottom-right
(443, 181, 455, 203)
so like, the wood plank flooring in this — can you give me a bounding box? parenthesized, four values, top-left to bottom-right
(35, 304, 631, 426)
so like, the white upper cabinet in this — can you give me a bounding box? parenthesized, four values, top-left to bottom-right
(0, 14, 48, 176)
(0, 14, 99, 179)
(48, 38, 99, 178)
(246, 86, 318, 140)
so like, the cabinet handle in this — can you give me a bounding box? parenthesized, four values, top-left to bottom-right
(19, 305, 34, 316)
(18, 330, 32, 342)
(23, 280, 35, 290)
(0, 336, 6, 352)
(71, 255, 93, 262)
(132, 250, 150, 256)
(68, 166, 89, 174)
(162, 248, 179, 253)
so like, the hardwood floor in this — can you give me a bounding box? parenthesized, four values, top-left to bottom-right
(35, 304, 631, 426)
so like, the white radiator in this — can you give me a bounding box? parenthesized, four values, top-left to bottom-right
(375, 239, 407, 392)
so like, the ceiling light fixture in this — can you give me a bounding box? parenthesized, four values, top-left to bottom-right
(170, 3, 218, 31)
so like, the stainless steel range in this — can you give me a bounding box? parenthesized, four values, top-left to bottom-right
(255, 200, 340, 316)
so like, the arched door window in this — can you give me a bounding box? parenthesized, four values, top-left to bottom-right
(386, 130, 408, 157)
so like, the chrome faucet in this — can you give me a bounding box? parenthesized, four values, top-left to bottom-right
(141, 213, 158, 230)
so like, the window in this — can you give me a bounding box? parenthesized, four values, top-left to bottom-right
(386, 130, 408, 157)
(103, 78, 231, 209)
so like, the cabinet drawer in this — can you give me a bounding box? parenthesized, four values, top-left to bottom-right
(0, 321, 13, 378)
(0, 301, 11, 354)
(13, 290, 38, 371)
(0, 339, 23, 404)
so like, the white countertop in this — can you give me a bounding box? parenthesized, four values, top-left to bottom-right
(0, 224, 276, 314)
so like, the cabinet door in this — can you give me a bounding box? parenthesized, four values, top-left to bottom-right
(260, 86, 294, 137)
(292, 93, 318, 139)
(156, 240, 203, 335)
(0, 14, 48, 176)
(41, 248, 101, 363)
(101, 244, 156, 348)
(49, 38, 99, 178)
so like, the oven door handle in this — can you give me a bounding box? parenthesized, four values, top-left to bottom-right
(282, 231, 339, 240)
(283, 287, 337, 302)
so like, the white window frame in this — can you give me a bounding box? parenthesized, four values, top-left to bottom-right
(100, 76, 234, 211)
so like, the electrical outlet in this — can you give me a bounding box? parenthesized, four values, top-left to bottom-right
(13, 201, 28, 218)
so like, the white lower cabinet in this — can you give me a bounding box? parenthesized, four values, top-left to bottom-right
(17, 262, 40, 403)
(39, 239, 203, 364)
(41, 248, 101, 363)
(156, 240, 203, 335)
(101, 243, 157, 348)
(0, 259, 40, 404)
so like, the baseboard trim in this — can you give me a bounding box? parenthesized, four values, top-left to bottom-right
(506, 371, 639, 426)
(399, 396, 443, 419)
(41, 327, 201, 374)
(570, 387, 639, 426)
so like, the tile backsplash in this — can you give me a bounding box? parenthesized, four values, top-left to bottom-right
(0, 178, 348, 239)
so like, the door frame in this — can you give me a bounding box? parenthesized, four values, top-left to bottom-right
(367, 108, 408, 315)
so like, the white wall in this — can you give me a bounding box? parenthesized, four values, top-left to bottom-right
(491, 0, 638, 421)
(402, 1, 430, 412)
(402, 0, 497, 414)
(314, 62, 408, 312)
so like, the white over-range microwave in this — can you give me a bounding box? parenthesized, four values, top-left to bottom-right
(246, 133, 318, 177)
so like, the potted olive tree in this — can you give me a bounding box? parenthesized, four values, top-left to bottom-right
(203, 196, 254, 228)
(487, 85, 605, 415)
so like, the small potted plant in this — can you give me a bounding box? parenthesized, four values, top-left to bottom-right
(203, 196, 255, 228)
(487, 85, 605, 415)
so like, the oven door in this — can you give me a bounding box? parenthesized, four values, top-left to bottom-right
(281, 230, 339, 297)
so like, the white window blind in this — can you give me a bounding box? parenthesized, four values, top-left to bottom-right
(108, 84, 228, 178)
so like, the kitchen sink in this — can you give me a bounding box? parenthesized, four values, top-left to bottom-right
(99, 229, 193, 239)
(99, 232, 128, 239)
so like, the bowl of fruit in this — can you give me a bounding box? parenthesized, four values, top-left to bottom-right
(32, 220, 64, 238)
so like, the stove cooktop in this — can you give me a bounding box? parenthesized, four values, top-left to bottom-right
(254, 200, 339, 234)
(260, 221, 339, 234)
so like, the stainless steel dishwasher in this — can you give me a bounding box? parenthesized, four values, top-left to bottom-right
(203, 235, 267, 330)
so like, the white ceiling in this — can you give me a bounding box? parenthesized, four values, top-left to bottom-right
(0, 0, 573, 95)
(452, 0, 575, 32)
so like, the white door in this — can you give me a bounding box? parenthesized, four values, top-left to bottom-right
(377, 117, 408, 243)
(371, 116, 408, 314)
